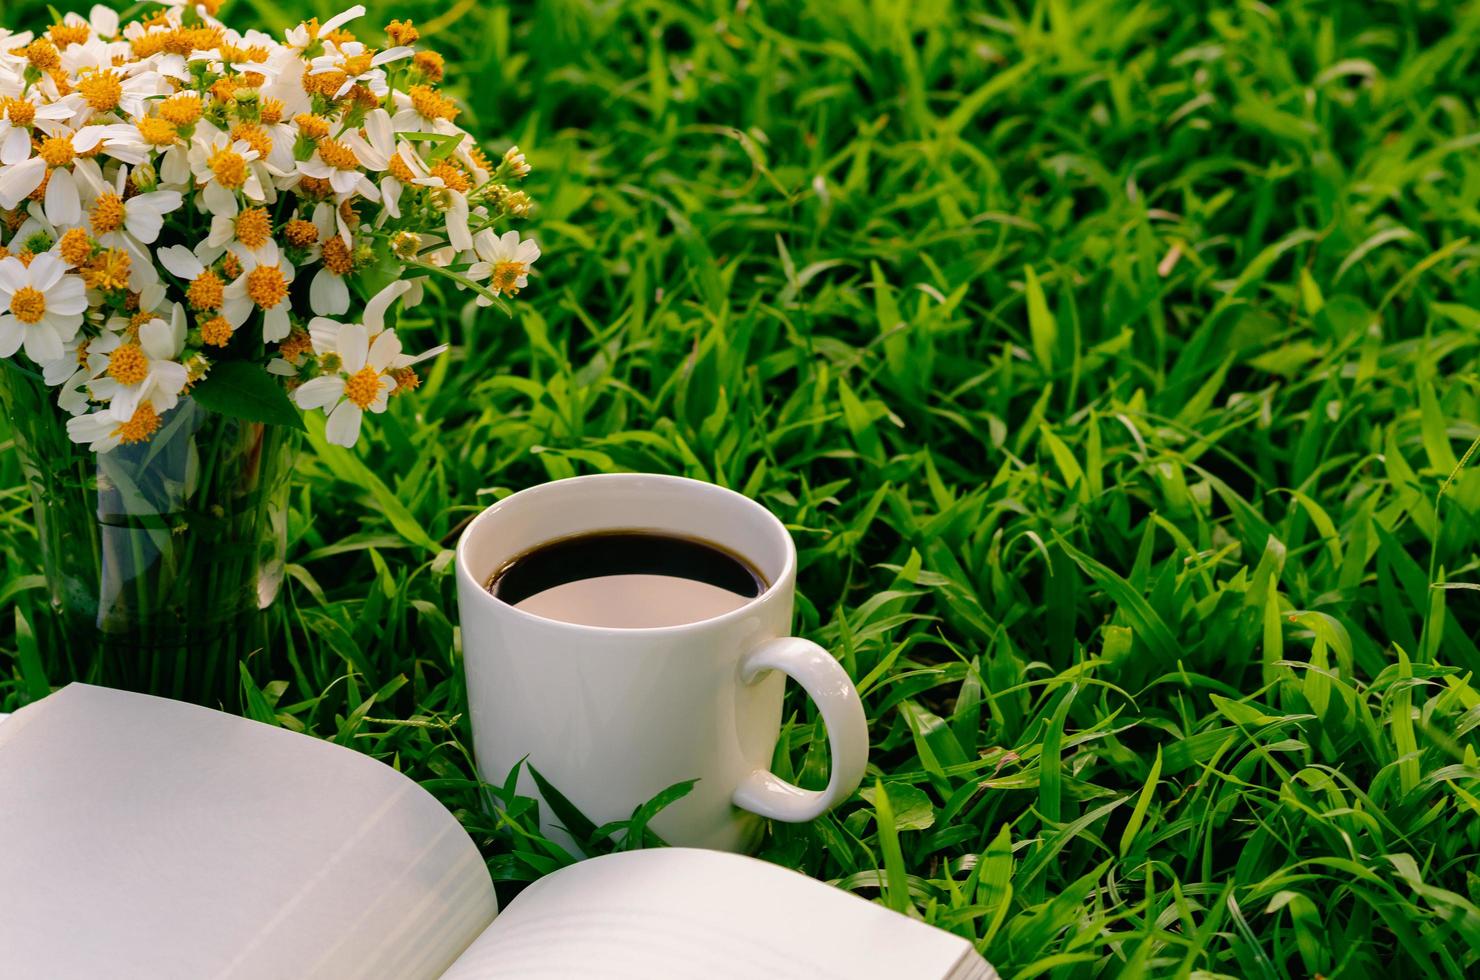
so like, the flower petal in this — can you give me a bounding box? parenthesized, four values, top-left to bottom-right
(364, 280, 410, 333)
(0, 127, 30, 166)
(158, 245, 204, 281)
(324, 399, 363, 446)
(22, 323, 64, 367)
(0, 157, 46, 210)
(367, 329, 402, 371)
(42, 168, 79, 230)
(310, 268, 350, 316)
(140, 318, 174, 359)
(294, 375, 345, 410)
(0, 314, 23, 358)
(28, 253, 64, 292)
(339, 322, 369, 373)
(263, 306, 291, 342)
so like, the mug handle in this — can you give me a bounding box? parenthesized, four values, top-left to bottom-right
(731, 637, 869, 822)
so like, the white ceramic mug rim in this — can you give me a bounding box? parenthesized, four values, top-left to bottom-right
(455, 473, 798, 637)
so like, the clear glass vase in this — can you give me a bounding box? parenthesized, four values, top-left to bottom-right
(2, 361, 298, 710)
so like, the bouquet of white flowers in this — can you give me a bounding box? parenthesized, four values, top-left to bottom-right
(0, 1, 539, 707)
(0, 0, 537, 449)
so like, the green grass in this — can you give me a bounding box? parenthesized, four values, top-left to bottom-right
(5, 0, 1480, 975)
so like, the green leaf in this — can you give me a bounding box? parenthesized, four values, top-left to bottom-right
(189, 360, 306, 431)
(302, 413, 441, 553)
(1024, 264, 1057, 371)
(1118, 744, 1162, 856)
(619, 778, 698, 849)
(401, 130, 464, 163)
(872, 778, 912, 913)
(1053, 535, 1180, 666)
(528, 763, 600, 846)
(859, 782, 936, 832)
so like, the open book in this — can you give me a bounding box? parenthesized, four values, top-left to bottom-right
(0, 685, 996, 979)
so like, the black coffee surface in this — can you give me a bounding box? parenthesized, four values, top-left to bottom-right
(488, 530, 766, 606)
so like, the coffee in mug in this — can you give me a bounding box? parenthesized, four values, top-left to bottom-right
(486, 531, 766, 629)
(455, 473, 869, 853)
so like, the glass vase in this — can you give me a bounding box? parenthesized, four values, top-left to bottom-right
(2, 360, 298, 711)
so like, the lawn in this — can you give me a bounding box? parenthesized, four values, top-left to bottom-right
(4, 0, 1480, 976)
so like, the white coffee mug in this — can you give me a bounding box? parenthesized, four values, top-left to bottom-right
(455, 473, 869, 853)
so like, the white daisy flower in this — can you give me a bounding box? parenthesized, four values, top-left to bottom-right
(388, 86, 461, 137)
(293, 321, 399, 446)
(86, 169, 183, 246)
(70, 170, 181, 290)
(66, 404, 157, 452)
(200, 205, 277, 265)
(220, 239, 296, 341)
(306, 279, 430, 350)
(284, 5, 366, 51)
(296, 136, 379, 200)
(469, 230, 540, 303)
(0, 253, 87, 363)
(84, 303, 188, 422)
(392, 146, 474, 251)
(307, 39, 412, 99)
(187, 130, 266, 216)
(66, 60, 164, 120)
(0, 125, 108, 208)
(0, 96, 75, 165)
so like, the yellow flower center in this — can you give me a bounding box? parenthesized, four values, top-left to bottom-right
(408, 85, 458, 122)
(389, 366, 420, 395)
(321, 236, 354, 275)
(49, 23, 92, 48)
(293, 113, 330, 139)
(158, 93, 202, 126)
(491, 261, 526, 295)
(316, 137, 359, 171)
(413, 51, 444, 82)
(277, 329, 311, 361)
(37, 135, 74, 166)
(58, 227, 93, 266)
(260, 97, 285, 125)
(283, 219, 318, 248)
(136, 116, 177, 146)
(230, 123, 273, 160)
(430, 162, 469, 193)
(106, 343, 149, 385)
(298, 176, 332, 198)
(9, 286, 46, 324)
(91, 192, 126, 234)
(83, 248, 131, 291)
(388, 150, 417, 183)
(302, 67, 349, 99)
(391, 231, 421, 260)
(246, 265, 287, 308)
(25, 40, 60, 71)
(78, 70, 122, 112)
(114, 401, 160, 445)
(234, 207, 272, 249)
(385, 19, 419, 46)
(200, 315, 232, 347)
(208, 146, 247, 189)
(343, 365, 382, 408)
(3, 98, 35, 126)
(341, 51, 375, 76)
(187, 270, 223, 310)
